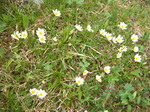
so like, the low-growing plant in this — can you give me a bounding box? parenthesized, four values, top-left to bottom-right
(0, 0, 149, 112)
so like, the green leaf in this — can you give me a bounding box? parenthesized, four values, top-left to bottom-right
(65, 0, 73, 4)
(75, 0, 84, 4)
(127, 105, 132, 112)
(66, 0, 84, 5)
(128, 93, 134, 101)
(107, 0, 114, 4)
(0, 48, 5, 56)
(0, 21, 6, 34)
(22, 14, 29, 29)
(112, 66, 122, 73)
(133, 91, 137, 99)
(111, 3, 118, 23)
(122, 99, 128, 105)
(119, 90, 128, 101)
(77, 87, 83, 101)
(5, 59, 14, 70)
(104, 20, 109, 28)
(15, 64, 21, 70)
(2, 14, 11, 23)
(130, 72, 140, 78)
(139, 45, 145, 52)
(124, 83, 133, 91)
(60, 26, 72, 45)
(137, 96, 141, 104)
(108, 74, 119, 82)
(26, 72, 34, 80)
(104, 12, 112, 19)
(43, 62, 52, 70)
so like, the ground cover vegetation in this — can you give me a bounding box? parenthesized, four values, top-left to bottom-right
(0, 0, 150, 111)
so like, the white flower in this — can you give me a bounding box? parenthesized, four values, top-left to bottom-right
(42, 80, 46, 84)
(104, 66, 111, 74)
(131, 34, 138, 42)
(117, 52, 122, 58)
(112, 37, 117, 43)
(21, 30, 28, 39)
(99, 29, 107, 36)
(96, 75, 102, 82)
(75, 24, 83, 31)
(118, 22, 127, 30)
(52, 37, 58, 42)
(122, 46, 127, 52)
(30, 88, 38, 96)
(68, 43, 72, 46)
(38, 36, 46, 43)
(87, 25, 94, 32)
(118, 47, 123, 52)
(104, 110, 108, 112)
(84, 110, 88, 112)
(37, 89, 47, 99)
(133, 46, 139, 52)
(75, 77, 84, 86)
(36, 28, 45, 37)
(105, 33, 113, 40)
(134, 54, 141, 62)
(53, 9, 61, 17)
(11, 31, 21, 40)
(118, 46, 127, 52)
(116, 35, 124, 43)
(83, 70, 89, 76)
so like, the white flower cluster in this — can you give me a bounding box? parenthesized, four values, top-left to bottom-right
(11, 28, 47, 43)
(99, 29, 124, 43)
(30, 88, 47, 99)
(75, 66, 111, 86)
(11, 30, 28, 40)
(11, 11, 143, 91)
(99, 22, 142, 62)
(75, 24, 94, 32)
(36, 28, 46, 43)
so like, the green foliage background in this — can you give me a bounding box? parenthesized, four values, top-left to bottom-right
(0, 0, 149, 111)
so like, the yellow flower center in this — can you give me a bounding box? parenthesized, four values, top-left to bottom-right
(121, 25, 125, 28)
(39, 32, 43, 35)
(132, 37, 136, 40)
(135, 57, 139, 60)
(101, 32, 105, 35)
(106, 36, 111, 39)
(119, 49, 122, 52)
(117, 54, 121, 57)
(117, 38, 121, 41)
(15, 34, 19, 38)
(134, 48, 137, 51)
(22, 34, 27, 37)
(31, 90, 35, 94)
(104, 68, 108, 72)
(40, 38, 45, 41)
(97, 78, 101, 81)
(54, 12, 59, 16)
(77, 80, 81, 84)
(39, 93, 43, 96)
(83, 71, 87, 75)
